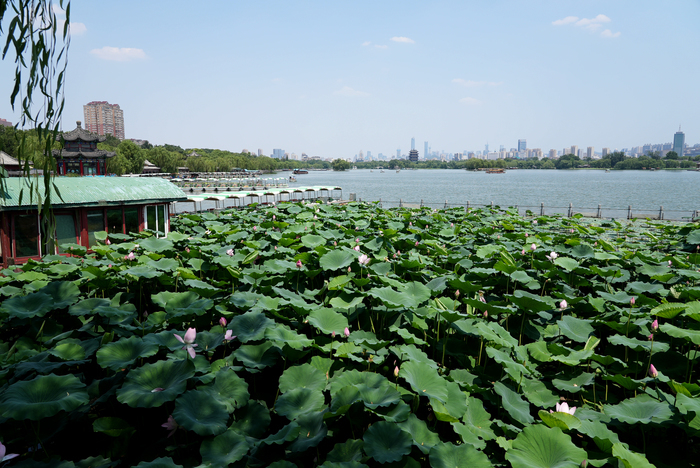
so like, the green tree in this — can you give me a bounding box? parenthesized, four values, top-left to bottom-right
(665, 151, 679, 160)
(102, 134, 120, 148)
(331, 159, 350, 171)
(117, 140, 146, 174)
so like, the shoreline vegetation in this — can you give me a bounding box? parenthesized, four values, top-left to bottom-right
(1, 202, 699, 466)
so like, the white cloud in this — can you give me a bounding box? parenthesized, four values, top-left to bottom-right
(374, 44, 388, 49)
(552, 16, 578, 26)
(362, 41, 371, 46)
(575, 14, 610, 27)
(390, 36, 415, 44)
(90, 47, 147, 62)
(334, 86, 369, 97)
(452, 78, 501, 87)
(600, 29, 621, 38)
(459, 97, 480, 106)
(67, 22, 87, 36)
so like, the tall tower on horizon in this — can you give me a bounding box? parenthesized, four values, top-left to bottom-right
(518, 139, 527, 152)
(411, 137, 415, 151)
(83, 101, 125, 140)
(424, 141, 428, 158)
(673, 126, 685, 157)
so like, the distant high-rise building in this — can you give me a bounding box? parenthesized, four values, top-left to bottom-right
(673, 127, 685, 157)
(83, 101, 125, 140)
(396, 149, 401, 159)
(258, 149, 263, 156)
(272, 149, 285, 159)
(424, 141, 428, 158)
(549, 149, 557, 159)
(0, 118, 12, 127)
(518, 139, 527, 151)
(367, 151, 372, 161)
(411, 138, 415, 151)
(408, 149, 419, 162)
(570, 145, 578, 156)
(587, 147, 594, 159)
(485, 143, 489, 154)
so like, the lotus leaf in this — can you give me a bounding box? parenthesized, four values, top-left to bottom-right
(603, 394, 674, 424)
(116, 359, 195, 408)
(307, 308, 349, 335)
(319, 249, 355, 271)
(39, 281, 81, 309)
(200, 428, 250, 466)
(173, 389, 228, 436)
(229, 401, 271, 438)
(0, 291, 54, 319)
(265, 324, 313, 350)
(92, 417, 135, 437)
(279, 364, 327, 393)
(204, 369, 250, 412)
(493, 381, 534, 425)
(326, 439, 365, 462)
(363, 421, 412, 463)
(557, 316, 595, 343)
(275, 387, 326, 420)
(288, 410, 328, 452)
(400, 360, 448, 403)
(133, 458, 183, 468)
(611, 443, 655, 468)
(139, 237, 174, 253)
(1, 374, 88, 420)
(233, 341, 279, 369)
(397, 413, 440, 454)
(429, 442, 493, 468)
(505, 425, 587, 468)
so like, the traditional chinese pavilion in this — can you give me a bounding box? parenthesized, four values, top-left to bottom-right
(53, 121, 114, 176)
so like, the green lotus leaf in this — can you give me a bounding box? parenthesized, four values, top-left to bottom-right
(493, 382, 534, 425)
(659, 322, 700, 345)
(173, 389, 228, 436)
(553, 257, 580, 272)
(279, 363, 328, 393)
(651, 303, 687, 319)
(452, 421, 487, 450)
(675, 393, 700, 415)
(121, 266, 160, 279)
(151, 291, 213, 318)
(307, 308, 349, 335)
(358, 383, 401, 409)
(326, 439, 365, 463)
(204, 368, 250, 412)
(0, 292, 54, 319)
(95, 303, 138, 325)
(288, 410, 328, 452)
(611, 443, 655, 468)
(69, 298, 110, 316)
(139, 237, 174, 253)
(538, 410, 581, 430)
(116, 359, 195, 408)
(430, 380, 467, 422)
(368, 287, 409, 308)
(330, 385, 361, 414)
(200, 428, 250, 466)
(269, 462, 300, 468)
(0, 374, 88, 420)
(400, 360, 448, 403)
(232, 341, 279, 369)
(275, 387, 326, 420)
(147, 258, 180, 272)
(181, 279, 220, 298)
(301, 234, 326, 249)
(49, 340, 86, 361)
(570, 244, 595, 258)
(48, 263, 80, 276)
(229, 401, 271, 438)
(521, 378, 559, 408)
(557, 316, 594, 343)
(96, 336, 160, 371)
(552, 372, 595, 394)
(229, 310, 275, 342)
(429, 442, 493, 468)
(462, 396, 496, 441)
(39, 281, 81, 309)
(607, 334, 669, 354)
(397, 413, 440, 454)
(319, 249, 355, 271)
(193, 330, 224, 353)
(625, 281, 666, 295)
(265, 323, 313, 350)
(133, 458, 183, 468)
(363, 421, 412, 463)
(603, 394, 674, 424)
(319, 462, 369, 468)
(329, 292, 365, 310)
(92, 417, 135, 437)
(505, 425, 587, 468)
(577, 419, 621, 452)
(598, 290, 634, 304)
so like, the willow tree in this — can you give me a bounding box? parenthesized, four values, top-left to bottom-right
(1, 0, 71, 252)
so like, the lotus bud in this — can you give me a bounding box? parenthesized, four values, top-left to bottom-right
(455, 290, 460, 298)
(356, 238, 360, 243)
(354, 245, 360, 251)
(648, 334, 653, 341)
(296, 260, 302, 268)
(560, 300, 568, 309)
(226, 248, 234, 256)
(581, 461, 587, 468)
(415, 241, 419, 246)
(483, 311, 488, 318)
(348, 266, 352, 272)
(531, 243, 536, 251)
(525, 233, 528, 237)
(344, 327, 350, 337)
(651, 319, 658, 332)
(668, 260, 673, 267)
(649, 364, 658, 378)
(394, 366, 399, 377)
(332, 331, 335, 338)
(219, 317, 227, 327)
(630, 297, 636, 305)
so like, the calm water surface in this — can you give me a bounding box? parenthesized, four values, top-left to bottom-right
(289, 169, 699, 219)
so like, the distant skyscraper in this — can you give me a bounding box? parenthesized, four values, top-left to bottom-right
(367, 151, 372, 161)
(396, 149, 401, 159)
(83, 101, 125, 140)
(602, 148, 610, 157)
(570, 145, 578, 156)
(673, 127, 685, 157)
(518, 139, 527, 151)
(485, 143, 489, 154)
(549, 149, 557, 159)
(272, 149, 285, 159)
(411, 138, 415, 151)
(586, 147, 594, 159)
(258, 149, 263, 156)
(424, 141, 428, 158)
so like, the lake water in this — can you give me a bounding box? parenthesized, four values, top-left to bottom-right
(287, 169, 700, 220)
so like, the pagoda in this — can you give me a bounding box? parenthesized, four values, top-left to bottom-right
(53, 121, 115, 176)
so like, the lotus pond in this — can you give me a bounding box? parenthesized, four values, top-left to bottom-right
(2, 202, 700, 468)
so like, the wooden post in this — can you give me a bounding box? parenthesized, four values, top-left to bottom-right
(627, 205, 632, 219)
(540, 202, 545, 216)
(597, 204, 602, 218)
(568, 203, 573, 217)
(466, 201, 470, 213)
(659, 206, 664, 220)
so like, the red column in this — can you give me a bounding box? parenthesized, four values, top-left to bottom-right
(79, 160, 84, 176)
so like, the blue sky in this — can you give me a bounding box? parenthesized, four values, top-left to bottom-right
(1, 1, 698, 158)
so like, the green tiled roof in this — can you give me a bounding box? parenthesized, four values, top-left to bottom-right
(0, 176, 187, 210)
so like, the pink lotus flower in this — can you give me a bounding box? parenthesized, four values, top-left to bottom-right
(219, 317, 227, 327)
(415, 241, 419, 247)
(668, 260, 672, 267)
(550, 401, 576, 415)
(648, 334, 653, 341)
(525, 233, 528, 237)
(253, 226, 258, 231)
(124, 252, 136, 261)
(333, 241, 337, 246)
(344, 327, 350, 337)
(358, 254, 370, 266)
(161, 415, 179, 438)
(174, 328, 198, 359)
(559, 300, 568, 309)
(224, 330, 236, 342)
(649, 364, 658, 378)
(570, 229, 575, 234)
(348, 266, 352, 272)
(455, 290, 460, 298)
(630, 297, 636, 305)
(483, 311, 488, 318)
(397, 250, 401, 255)
(409, 222, 412, 226)
(332, 331, 336, 338)
(106, 238, 111, 245)
(530, 243, 536, 251)
(450, 223, 454, 227)
(354, 245, 360, 251)
(533, 220, 538, 225)
(356, 238, 360, 243)
(546, 252, 558, 261)
(651, 319, 659, 332)
(226, 249, 234, 256)
(394, 366, 399, 377)
(0, 442, 19, 462)
(521, 249, 526, 255)
(273, 215, 276, 220)
(296, 260, 302, 268)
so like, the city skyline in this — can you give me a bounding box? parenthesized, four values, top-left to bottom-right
(0, 1, 698, 159)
